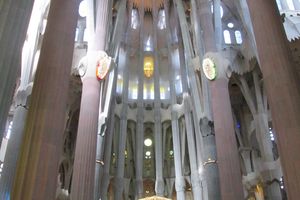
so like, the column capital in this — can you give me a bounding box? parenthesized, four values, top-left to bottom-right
(74, 50, 112, 80)
(15, 83, 33, 108)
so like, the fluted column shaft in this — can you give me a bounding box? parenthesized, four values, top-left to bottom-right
(211, 76, 244, 200)
(246, 0, 300, 199)
(0, 0, 34, 144)
(71, 78, 100, 200)
(11, 0, 79, 198)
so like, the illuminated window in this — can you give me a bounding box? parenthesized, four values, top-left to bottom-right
(175, 79, 182, 94)
(145, 37, 152, 51)
(83, 28, 88, 42)
(211, 4, 224, 18)
(276, 0, 282, 10)
(286, 0, 295, 10)
(158, 9, 166, 29)
(116, 75, 123, 94)
(227, 22, 234, 28)
(131, 9, 138, 29)
(235, 30, 243, 44)
(223, 30, 231, 44)
(144, 56, 154, 78)
(160, 87, 166, 99)
(79, 0, 87, 17)
(131, 87, 138, 99)
(144, 138, 152, 146)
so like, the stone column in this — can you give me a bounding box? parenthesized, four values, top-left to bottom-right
(0, 85, 31, 199)
(246, 0, 300, 199)
(182, 95, 203, 199)
(70, 0, 110, 199)
(114, 54, 130, 199)
(114, 106, 129, 200)
(0, 0, 35, 144)
(152, 1, 164, 196)
(99, 108, 116, 200)
(135, 3, 145, 199)
(177, 31, 202, 199)
(165, 2, 185, 198)
(206, 52, 244, 200)
(11, 0, 79, 198)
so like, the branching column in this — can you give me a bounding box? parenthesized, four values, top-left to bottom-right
(246, 0, 300, 199)
(198, 0, 244, 199)
(11, 0, 79, 198)
(177, 34, 202, 198)
(206, 53, 244, 200)
(70, 0, 110, 199)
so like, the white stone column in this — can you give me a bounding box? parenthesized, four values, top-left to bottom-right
(165, 2, 185, 198)
(114, 52, 131, 200)
(135, 2, 145, 199)
(0, 85, 32, 199)
(183, 96, 203, 199)
(152, 1, 164, 196)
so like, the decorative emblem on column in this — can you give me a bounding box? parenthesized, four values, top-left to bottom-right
(96, 53, 112, 80)
(202, 58, 217, 80)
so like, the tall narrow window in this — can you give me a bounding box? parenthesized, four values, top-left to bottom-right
(223, 30, 231, 44)
(158, 9, 166, 29)
(276, 0, 282, 10)
(211, 4, 224, 18)
(235, 30, 243, 44)
(131, 9, 138, 29)
(78, 0, 87, 17)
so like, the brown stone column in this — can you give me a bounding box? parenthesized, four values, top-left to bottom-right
(11, 0, 79, 199)
(246, 0, 300, 199)
(0, 0, 34, 144)
(198, 0, 244, 199)
(207, 54, 244, 200)
(70, 78, 100, 200)
(70, 0, 110, 199)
